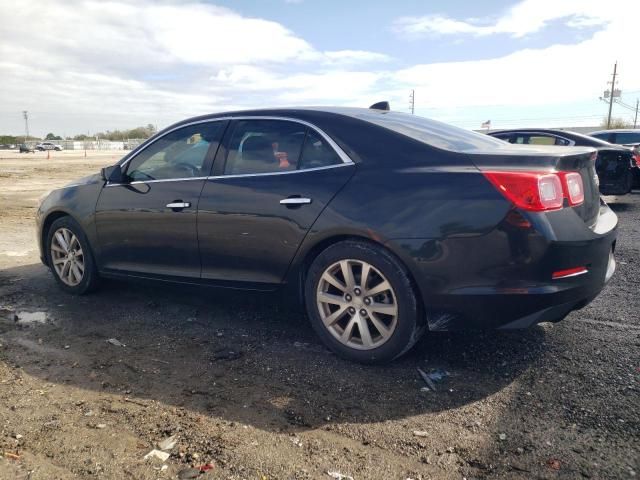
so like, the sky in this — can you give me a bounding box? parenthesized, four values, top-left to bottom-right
(0, 0, 638, 137)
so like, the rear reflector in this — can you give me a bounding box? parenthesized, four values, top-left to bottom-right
(483, 171, 563, 211)
(560, 172, 584, 206)
(552, 266, 588, 279)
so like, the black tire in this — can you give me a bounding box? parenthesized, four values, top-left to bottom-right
(46, 216, 99, 294)
(304, 240, 424, 364)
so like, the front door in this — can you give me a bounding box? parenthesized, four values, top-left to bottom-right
(94, 120, 227, 278)
(197, 119, 355, 287)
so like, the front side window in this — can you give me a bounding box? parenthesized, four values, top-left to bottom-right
(126, 122, 223, 181)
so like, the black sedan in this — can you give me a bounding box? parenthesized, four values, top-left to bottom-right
(37, 108, 617, 363)
(488, 128, 636, 195)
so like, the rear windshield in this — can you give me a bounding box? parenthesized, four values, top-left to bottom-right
(351, 111, 506, 152)
(615, 132, 640, 144)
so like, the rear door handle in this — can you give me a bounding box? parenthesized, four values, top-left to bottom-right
(280, 197, 312, 206)
(166, 201, 191, 209)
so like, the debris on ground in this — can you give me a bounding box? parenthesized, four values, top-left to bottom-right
(197, 463, 215, 472)
(178, 468, 201, 479)
(499, 433, 507, 441)
(412, 431, 429, 437)
(546, 458, 561, 470)
(88, 423, 107, 429)
(327, 471, 354, 480)
(157, 435, 177, 451)
(417, 367, 449, 391)
(3, 452, 20, 461)
(106, 338, 126, 347)
(143, 449, 170, 462)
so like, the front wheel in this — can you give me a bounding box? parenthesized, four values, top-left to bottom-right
(305, 240, 424, 364)
(46, 216, 99, 294)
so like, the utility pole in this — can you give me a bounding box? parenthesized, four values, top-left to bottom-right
(634, 99, 639, 128)
(409, 89, 415, 115)
(606, 62, 617, 129)
(22, 110, 29, 143)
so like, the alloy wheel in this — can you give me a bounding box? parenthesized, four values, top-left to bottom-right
(316, 259, 398, 350)
(50, 227, 85, 286)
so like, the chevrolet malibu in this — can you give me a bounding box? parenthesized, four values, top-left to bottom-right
(37, 107, 617, 363)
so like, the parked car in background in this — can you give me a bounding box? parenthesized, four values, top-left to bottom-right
(589, 129, 640, 186)
(35, 141, 63, 151)
(589, 129, 640, 147)
(19, 143, 35, 153)
(36, 108, 617, 363)
(488, 128, 636, 195)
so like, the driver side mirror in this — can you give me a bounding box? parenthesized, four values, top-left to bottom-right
(101, 164, 124, 184)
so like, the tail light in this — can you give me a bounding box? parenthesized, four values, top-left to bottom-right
(559, 172, 584, 206)
(483, 171, 563, 211)
(633, 152, 640, 168)
(483, 170, 584, 212)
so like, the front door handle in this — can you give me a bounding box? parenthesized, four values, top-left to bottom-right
(166, 201, 191, 209)
(280, 197, 312, 206)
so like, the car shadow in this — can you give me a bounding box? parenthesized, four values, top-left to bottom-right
(0, 262, 547, 433)
(607, 201, 635, 212)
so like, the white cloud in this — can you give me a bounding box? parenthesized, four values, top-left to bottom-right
(388, 0, 639, 113)
(393, 0, 611, 38)
(0, 0, 389, 135)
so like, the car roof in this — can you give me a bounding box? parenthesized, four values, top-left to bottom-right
(589, 129, 640, 134)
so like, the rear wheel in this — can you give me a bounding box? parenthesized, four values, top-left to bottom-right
(305, 240, 423, 363)
(47, 216, 99, 294)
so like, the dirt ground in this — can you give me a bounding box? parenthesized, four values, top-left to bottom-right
(0, 150, 638, 480)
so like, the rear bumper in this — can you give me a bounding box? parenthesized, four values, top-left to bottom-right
(388, 204, 618, 331)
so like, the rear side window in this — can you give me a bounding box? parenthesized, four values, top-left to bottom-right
(224, 120, 305, 175)
(299, 131, 342, 170)
(614, 132, 640, 144)
(224, 120, 343, 175)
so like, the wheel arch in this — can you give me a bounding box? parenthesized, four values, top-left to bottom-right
(41, 210, 76, 265)
(293, 234, 427, 325)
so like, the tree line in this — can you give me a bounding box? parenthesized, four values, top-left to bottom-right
(0, 124, 157, 145)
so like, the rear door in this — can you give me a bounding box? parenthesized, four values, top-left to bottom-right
(95, 120, 226, 278)
(197, 118, 355, 287)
